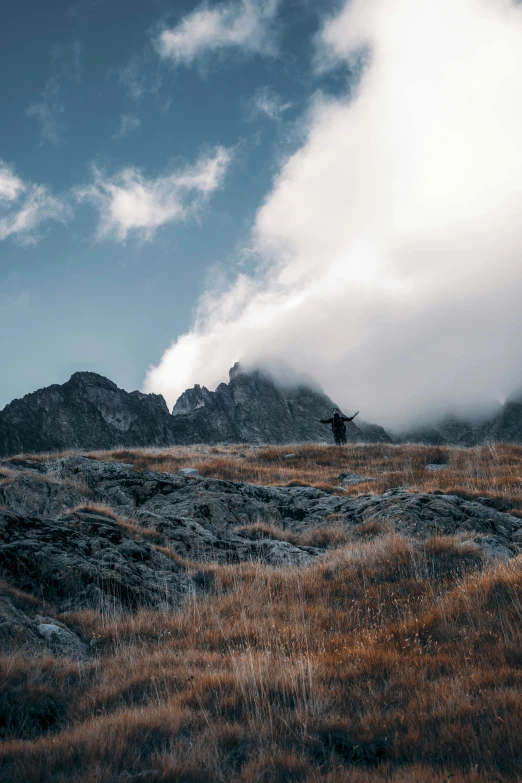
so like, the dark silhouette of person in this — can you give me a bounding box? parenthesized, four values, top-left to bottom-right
(317, 407, 359, 445)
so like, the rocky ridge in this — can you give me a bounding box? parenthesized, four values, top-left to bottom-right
(396, 399, 522, 447)
(0, 365, 389, 457)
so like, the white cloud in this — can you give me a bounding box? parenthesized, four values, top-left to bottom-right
(0, 163, 24, 202)
(77, 147, 231, 241)
(250, 86, 292, 121)
(145, 0, 522, 430)
(113, 114, 141, 139)
(156, 0, 280, 65)
(0, 161, 66, 243)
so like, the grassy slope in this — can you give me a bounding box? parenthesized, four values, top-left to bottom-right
(1, 443, 522, 782)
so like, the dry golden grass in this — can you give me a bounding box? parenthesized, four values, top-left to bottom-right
(81, 442, 522, 515)
(2, 444, 522, 780)
(10, 441, 522, 511)
(237, 521, 352, 549)
(1, 534, 521, 782)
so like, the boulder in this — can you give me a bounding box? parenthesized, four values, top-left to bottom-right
(36, 621, 89, 659)
(178, 468, 201, 478)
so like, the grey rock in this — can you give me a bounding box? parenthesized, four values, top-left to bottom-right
(0, 593, 88, 659)
(338, 472, 376, 485)
(0, 473, 86, 518)
(473, 536, 513, 560)
(486, 397, 522, 444)
(355, 421, 393, 444)
(0, 595, 44, 655)
(48, 457, 522, 560)
(1, 455, 521, 630)
(0, 506, 194, 612)
(425, 464, 447, 471)
(178, 468, 201, 478)
(36, 622, 89, 659)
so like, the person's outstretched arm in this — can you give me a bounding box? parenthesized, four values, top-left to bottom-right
(315, 417, 333, 424)
(342, 410, 359, 422)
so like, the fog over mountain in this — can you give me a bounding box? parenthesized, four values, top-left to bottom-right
(144, 0, 522, 431)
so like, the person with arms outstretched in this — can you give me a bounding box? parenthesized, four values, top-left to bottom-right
(316, 407, 359, 445)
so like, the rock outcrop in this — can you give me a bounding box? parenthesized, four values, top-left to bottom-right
(2, 453, 521, 655)
(0, 506, 194, 613)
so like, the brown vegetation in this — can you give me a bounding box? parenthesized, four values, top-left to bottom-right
(1, 532, 521, 781)
(86, 441, 522, 515)
(15, 442, 522, 512)
(2, 444, 522, 780)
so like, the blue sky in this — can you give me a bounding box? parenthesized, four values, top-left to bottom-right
(4, 0, 522, 430)
(0, 0, 347, 408)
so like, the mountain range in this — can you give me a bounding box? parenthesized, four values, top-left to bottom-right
(0, 363, 520, 457)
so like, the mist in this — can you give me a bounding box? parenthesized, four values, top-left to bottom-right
(144, 0, 522, 430)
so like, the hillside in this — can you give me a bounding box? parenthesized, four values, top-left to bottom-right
(1, 443, 522, 781)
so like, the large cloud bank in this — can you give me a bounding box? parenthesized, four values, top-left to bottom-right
(145, 0, 522, 429)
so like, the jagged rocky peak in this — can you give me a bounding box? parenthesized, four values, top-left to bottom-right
(0, 371, 175, 457)
(170, 362, 392, 445)
(68, 371, 118, 390)
(172, 384, 214, 416)
(487, 396, 522, 444)
(229, 360, 243, 380)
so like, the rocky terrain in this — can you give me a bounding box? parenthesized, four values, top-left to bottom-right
(2, 445, 522, 782)
(2, 450, 521, 661)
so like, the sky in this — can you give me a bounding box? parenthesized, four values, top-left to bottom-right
(2, 0, 522, 429)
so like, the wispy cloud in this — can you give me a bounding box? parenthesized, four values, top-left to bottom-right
(118, 54, 162, 103)
(26, 80, 64, 146)
(155, 0, 280, 66)
(250, 86, 292, 121)
(76, 147, 232, 242)
(113, 114, 141, 140)
(26, 42, 82, 145)
(0, 161, 67, 243)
